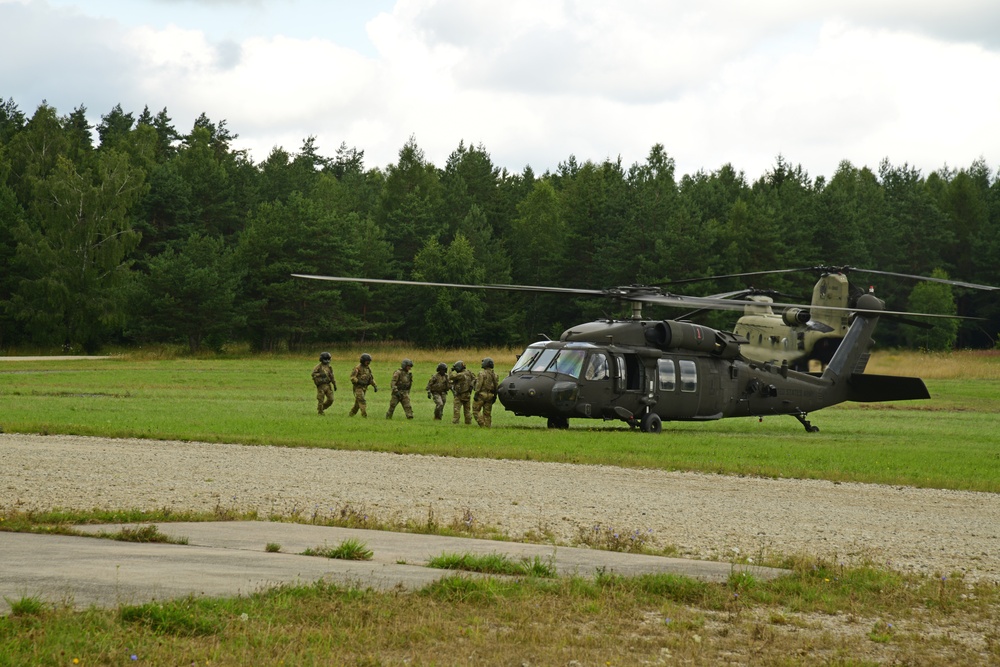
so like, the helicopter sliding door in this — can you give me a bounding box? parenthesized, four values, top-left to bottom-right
(654, 357, 702, 418)
(614, 354, 646, 394)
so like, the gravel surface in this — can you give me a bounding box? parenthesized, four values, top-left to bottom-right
(3, 432, 999, 582)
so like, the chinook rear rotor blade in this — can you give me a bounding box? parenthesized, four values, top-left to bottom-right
(660, 266, 1000, 292)
(636, 293, 981, 321)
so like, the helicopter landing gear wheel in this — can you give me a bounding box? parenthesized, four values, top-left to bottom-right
(794, 413, 819, 433)
(547, 416, 569, 429)
(640, 412, 662, 434)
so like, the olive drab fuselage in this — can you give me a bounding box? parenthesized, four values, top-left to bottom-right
(497, 298, 929, 432)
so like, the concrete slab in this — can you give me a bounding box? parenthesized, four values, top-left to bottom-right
(1, 522, 786, 614)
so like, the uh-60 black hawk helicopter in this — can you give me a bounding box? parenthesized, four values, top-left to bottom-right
(293, 272, 976, 434)
(667, 265, 998, 372)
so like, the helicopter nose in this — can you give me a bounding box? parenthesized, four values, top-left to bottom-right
(499, 374, 559, 415)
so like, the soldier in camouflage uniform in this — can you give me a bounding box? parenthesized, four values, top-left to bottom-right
(311, 351, 337, 415)
(348, 353, 378, 417)
(473, 357, 500, 427)
(425, 362, 450, 420)
(386, 358, 414, 419)
(449, 360, 476, 425)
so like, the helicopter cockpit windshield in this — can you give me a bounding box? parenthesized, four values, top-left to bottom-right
(511, 343, 596, 380)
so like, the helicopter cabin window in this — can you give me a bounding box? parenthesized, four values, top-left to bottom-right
(679, 359, 697, 393)
(511, 346, 589, 378)
(551, 349, 587, 378)
(528, 348, 559, 373)
(511, 345, 545, 373)
(657, 359, 676, 391)
(584, 353, 610, 381)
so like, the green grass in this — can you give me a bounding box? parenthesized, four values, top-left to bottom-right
(427, 552, 558, 577)
(1, 566, 997, 665)
(301, 538, 373, 561)
(1, 350, 998, 664)
(1, 352, 998, 491)
(93, 524, 189, 545)
(4, 595, 46, 618)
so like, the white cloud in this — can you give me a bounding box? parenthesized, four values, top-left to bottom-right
(2, 0, 999, 178)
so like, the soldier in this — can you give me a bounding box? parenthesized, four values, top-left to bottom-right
(449, 360, 476, 425)
(473, 357, 500, 427)
(348, 353, 378, 417)
(311, 351, 337, 415)
(425, 362, 450, 420)
(386, 358, 414, 419)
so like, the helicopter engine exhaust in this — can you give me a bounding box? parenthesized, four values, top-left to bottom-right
(782, 308, 810, 326)
(643, 321, 744, 359)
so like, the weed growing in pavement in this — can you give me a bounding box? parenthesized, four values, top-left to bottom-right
(95, 524, 188, 545)
(428, 552, 557, 578)
(301, 538, 373, 561)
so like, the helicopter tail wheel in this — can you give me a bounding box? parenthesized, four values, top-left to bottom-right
(547, 416, 569, 429)
(640, 412, 662, 434)
(794, 413, 819, 433)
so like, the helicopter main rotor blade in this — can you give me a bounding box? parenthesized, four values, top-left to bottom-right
(661, 268, 807, 286)
(291, 274, 608, 296)
(293, 274, 979, 321)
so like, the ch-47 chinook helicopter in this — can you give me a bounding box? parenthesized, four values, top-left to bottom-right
(292, 272, 974, 434)
(667, 266, 998, 371)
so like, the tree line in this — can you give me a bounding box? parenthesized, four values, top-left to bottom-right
(1, 98, 997, 354)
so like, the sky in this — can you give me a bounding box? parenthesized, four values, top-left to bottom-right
(2, 0, 999, 180)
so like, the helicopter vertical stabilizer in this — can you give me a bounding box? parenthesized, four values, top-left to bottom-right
(819, 292, 930, 403)
(820, 293, 882, 387)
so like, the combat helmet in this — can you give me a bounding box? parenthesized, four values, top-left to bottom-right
(360, 353, 372, 363)
(401, 358, 413, 369)
(319, 351, 331, 362)
(436, 362, 447, 374)
(452, 360, 465, 372)
(481, 357, 494, 369)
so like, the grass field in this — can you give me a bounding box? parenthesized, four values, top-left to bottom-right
(2, 348, 998, 491)
(2, 348, 999, 664)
